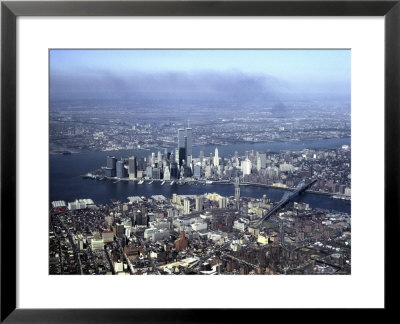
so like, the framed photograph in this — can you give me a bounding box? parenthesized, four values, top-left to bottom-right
(1, 0, 398, 322)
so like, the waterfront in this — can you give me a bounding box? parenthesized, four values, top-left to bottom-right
(50, 138, 350, 213)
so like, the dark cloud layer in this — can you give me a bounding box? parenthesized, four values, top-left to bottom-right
(50, 69, 350, 103)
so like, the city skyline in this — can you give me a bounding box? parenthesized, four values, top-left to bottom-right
(49, 49, 351, 276)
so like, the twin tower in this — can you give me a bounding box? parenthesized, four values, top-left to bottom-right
(177, 127, 192, 167)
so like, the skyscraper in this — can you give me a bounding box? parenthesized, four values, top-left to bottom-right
(257, 156, 262, 172)
(116, 160, 124, 179)
(183, 199, 190, 214)
(219, 196, 227, 208)
(241, 158, 252, 176)
(178, 147, 186, 167)
(163, 166, 171, 180)
(178, 129, 186, 167)
(193, 164, 201, 179)
(152, 167, 161, 180)
(106, 156, 117, 169)
(128, 156, 137, 179)
(170, 162, 178, 179)
(260, 153, 267, 170)
(177, 127, 193, 168)
(157, 151, 162, 165)
(105, 156, 117, 177)
(195, 196, 203, 212)
(186, 127, 192, 164)
(178, 128, 186, 149)
(214, 147, 219, 166)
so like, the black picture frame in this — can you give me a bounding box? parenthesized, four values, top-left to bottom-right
(1, 0, 398, 322)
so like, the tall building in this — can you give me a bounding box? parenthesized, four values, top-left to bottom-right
(193, 164, 201, 179)
(170, 162, 178, 179)
(137, 158, 146, 171)
(257, 153, 267, 171)
(178, 129, 186, 167)
(178, 128, 186, 149)
(128, 156, 137, 179)
(219, 196, 227, 208)
(152, 167, 161, 180)
(116, 160, 124, 178)
(177, 127, 192, 168)
(116, 160, 128, 179)
(106, 156, 117, 169)
(214, 147, 219, 166)
(146, 166, 153, 179)
(195, 196, 203, 212)
(241, 158, 252, 176)
(186, 127, 192, 164)
(157, 151, 162, 164)
(178, 147, 186, 167)
(183, 166, 192, 178)
(106, 156, 117, 177)
(234, 177, 240, 210)
(184, 199, 191, 214)
(163, 166, 171, 180)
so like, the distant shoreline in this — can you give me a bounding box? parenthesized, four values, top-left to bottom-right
(80, 175, 351, 201)
(50, 136, 351, 155)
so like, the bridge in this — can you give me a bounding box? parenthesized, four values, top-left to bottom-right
(252, 179, 317, 228)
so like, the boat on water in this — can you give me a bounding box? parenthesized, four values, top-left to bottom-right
(148, 181, 153, 184)
(113, 179, 120, 184)
(137, 180, 144, 184)
(170, 181, 175, 186)
(161, 181, 165, 185)
(206, 180, 213, 184)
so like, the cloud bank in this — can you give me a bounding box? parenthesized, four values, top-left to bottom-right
(50, 69, 350, 103)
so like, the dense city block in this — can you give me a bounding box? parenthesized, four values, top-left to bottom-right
(49, 191, 350, 275)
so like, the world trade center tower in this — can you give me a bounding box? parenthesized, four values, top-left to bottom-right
(177, 127, 192, 167)
(186, 128, 192, 165)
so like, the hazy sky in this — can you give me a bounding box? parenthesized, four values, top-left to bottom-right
(50, 49, 351, 102)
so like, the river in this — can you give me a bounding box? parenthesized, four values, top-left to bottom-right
(49, 137, 351, 213)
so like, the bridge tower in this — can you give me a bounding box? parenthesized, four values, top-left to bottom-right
(234, 177, 240, 210)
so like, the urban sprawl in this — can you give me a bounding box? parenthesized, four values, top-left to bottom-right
(50, 125, 351, 275)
